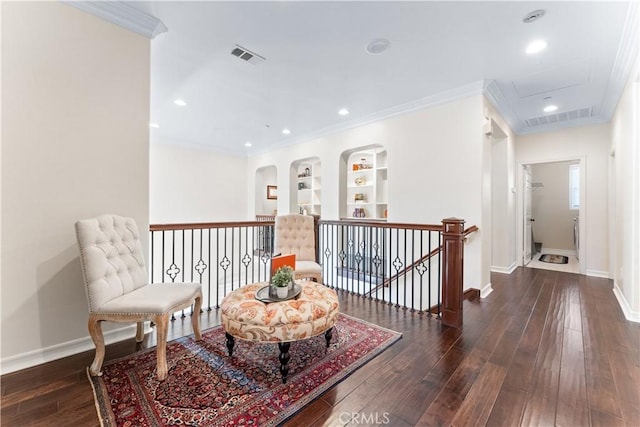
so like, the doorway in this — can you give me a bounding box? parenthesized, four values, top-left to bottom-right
(521, 159, 584, 274)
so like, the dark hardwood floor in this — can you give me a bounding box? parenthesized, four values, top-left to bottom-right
(2, 267, 639, 426)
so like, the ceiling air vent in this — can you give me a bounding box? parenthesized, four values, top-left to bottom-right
(230, 45, 266, 65)
(525, 107, 593, 128)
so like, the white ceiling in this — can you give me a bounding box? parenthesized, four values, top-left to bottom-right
(77, 1, 637, 155)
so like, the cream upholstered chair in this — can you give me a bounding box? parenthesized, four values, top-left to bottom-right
(75, 214, 202, 381)
(273, 214, 322, 282)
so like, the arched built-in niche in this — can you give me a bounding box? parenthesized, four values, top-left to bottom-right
(340, 145, 387, 220)
(290, 157, 321, 216)
(254, 165, 277, 216)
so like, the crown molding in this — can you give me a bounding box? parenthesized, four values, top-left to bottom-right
(482, 80, 521, 133)
(250, 80, 486, 157)
(64, 1, 167, 39)
(599, 1, 638, 121)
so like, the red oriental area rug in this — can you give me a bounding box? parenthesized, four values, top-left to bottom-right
(88, 314, 402, 426)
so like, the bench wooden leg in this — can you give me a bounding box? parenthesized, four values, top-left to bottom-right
(155, 314, 169, 381)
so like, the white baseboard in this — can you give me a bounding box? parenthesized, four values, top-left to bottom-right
(586, 270, 611, 279)
(491, 262, 517, 274)
(540, 248, 576, 257)
(0, 323, 153, 375)
(480, 282, 493, 298)
(613, 282, 640, 323)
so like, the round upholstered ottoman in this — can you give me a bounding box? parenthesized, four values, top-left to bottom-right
(221, 281, 339, 383)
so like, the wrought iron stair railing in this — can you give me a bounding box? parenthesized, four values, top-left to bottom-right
(149, 217, 474, 327)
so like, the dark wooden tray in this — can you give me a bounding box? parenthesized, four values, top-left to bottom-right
(255, 283, 302, 303)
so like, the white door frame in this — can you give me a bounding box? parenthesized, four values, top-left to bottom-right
(517, 156, 586, 274)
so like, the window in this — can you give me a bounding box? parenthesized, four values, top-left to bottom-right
(569, 164, 580, 209)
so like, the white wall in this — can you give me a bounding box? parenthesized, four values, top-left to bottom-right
(254, 165, 277, 216)
(1, 2, 150, 371)
(530, 161, 578, 252)
(484, 99, 518, 277)
(516, 124, 611, 277)
(150, 144, 248, 222)
(246, 95, 488, 290)
(610, 57, 640, 322)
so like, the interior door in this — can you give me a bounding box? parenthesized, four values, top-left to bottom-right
(523, 165, 533, 265)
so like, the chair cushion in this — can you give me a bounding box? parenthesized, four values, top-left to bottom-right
(295, 260, 322, 275)
(97, 282, 202, 314)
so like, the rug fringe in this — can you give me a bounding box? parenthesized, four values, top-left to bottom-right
(86, 367, 113, 427)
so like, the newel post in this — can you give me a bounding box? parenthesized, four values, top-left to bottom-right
(441, 217, 465, 328)
(312, 214, 321, 263)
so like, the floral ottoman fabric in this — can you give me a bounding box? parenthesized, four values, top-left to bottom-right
(221, 282, 339, 343)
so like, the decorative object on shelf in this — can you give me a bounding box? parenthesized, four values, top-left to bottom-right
(297, 168, 311, 178)
(271, 265, 294, 298)
(352, 163, 359, 171)
(298, 182, 307, 190)
(354, 193, 366, 202)
(267, 185, 277, 200)
(384, 208, 388, 218)
(354, 177, 365, 186)
(352, 208, 366, 218)
(359, 158, 372, 169)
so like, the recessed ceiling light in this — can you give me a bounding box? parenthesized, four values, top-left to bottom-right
(149, 123, 159, 128)
(522, 9, 545, 24)
(365, 38, 391, 55)
(174, 99, 187, 107)
(244, 142, 252, 147)
(338, 108, 349, 116)
(543, 104, 558, 113)
(526, 40, 547, 54)
(282, 128, 291, 135)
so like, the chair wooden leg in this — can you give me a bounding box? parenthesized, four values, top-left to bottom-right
(154, 314, 169, 381)
(192, 295, 202, 341)
(135, 321, 145, 342)
(87, 315, 105, 376)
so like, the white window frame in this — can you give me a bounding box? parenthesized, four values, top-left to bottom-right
(569, 164, 580, 210)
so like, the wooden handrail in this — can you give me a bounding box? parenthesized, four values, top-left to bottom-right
(321, 219, 443, 232)
(150, 220, 274, 232)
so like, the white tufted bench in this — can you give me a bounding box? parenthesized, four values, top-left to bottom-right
(221, 281, 339, 383)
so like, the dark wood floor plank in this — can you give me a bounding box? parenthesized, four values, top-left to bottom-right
(519, 367, 560, 426)
(2, 268, 638, 427)
(556, 328, 589, 427)
(449, 362, 507, 427)
(590, 408, 625, 427)
(484, 384, 528, 427)
(609, 348, 640, 425)
(581, 278, 625, 419)
(416, 347, 491, 426)
(392, 346, 467, 425)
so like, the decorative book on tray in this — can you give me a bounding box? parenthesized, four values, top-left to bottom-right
(256, 253, 300, 302)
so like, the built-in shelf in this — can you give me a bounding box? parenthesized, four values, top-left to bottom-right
(295, 159, 321, 216)
(345, 148, 388, 220)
